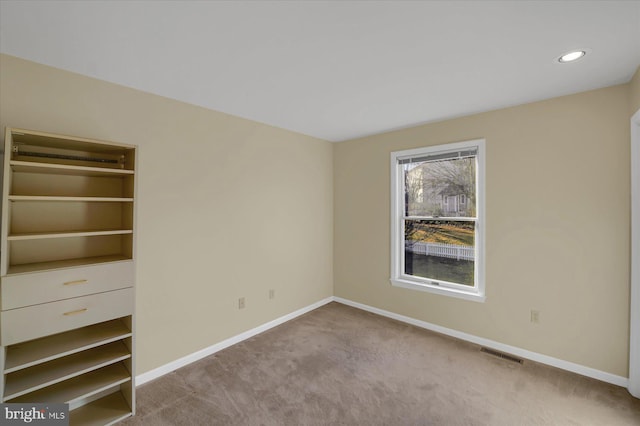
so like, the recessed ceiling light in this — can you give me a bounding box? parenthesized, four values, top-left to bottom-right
(557, 49, 587, 63)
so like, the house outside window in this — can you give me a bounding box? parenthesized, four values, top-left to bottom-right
(390, 139, 485, 302)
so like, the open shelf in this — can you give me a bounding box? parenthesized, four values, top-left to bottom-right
(11, 161, 134, 177)
(5, 319, 132, 373)
(4, 341, 131, 400)
(6, 255, 131, 275)
(10, 129, 135, 171)
(8, 229, 133, 241)
(10, 166, 134, 198)
(9, 234, 133, 273)
(8, 363, 131, 405)
(9, 200, 133, 237)
(70, 391, 132, 426)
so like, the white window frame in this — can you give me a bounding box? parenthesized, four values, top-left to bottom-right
(390, 139, 486, 302)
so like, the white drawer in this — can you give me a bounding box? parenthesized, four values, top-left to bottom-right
(1, 288, 134, 346)
(1, 261, 134, 310)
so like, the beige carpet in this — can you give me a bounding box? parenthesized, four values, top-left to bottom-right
(122, 302, 640, 425)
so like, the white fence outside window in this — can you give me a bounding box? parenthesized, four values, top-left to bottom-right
(406, 241, 474, 261)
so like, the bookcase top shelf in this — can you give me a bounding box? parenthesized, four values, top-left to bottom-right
(9, 128, 135, 152)
(9, 128, 135, 172)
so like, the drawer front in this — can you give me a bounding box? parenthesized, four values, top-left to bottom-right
(1, 288, 134, 346)
(1, 261, 134, 310)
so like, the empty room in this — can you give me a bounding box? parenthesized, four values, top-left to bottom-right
(1, 1, 640, 425)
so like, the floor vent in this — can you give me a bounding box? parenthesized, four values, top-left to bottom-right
(480, 347, 523, 364)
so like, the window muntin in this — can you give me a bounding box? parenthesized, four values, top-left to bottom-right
(391, 140, 485, 302)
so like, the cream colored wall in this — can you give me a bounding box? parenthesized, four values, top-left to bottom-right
(0, 51, 634, 379)
(0, 54, 334, 374)
(631, 66, 640, 116)
(334, 84, 631, 376)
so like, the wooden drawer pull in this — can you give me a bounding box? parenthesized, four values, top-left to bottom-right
(63, 279, 88, 286)
(63, 308, 88, 316)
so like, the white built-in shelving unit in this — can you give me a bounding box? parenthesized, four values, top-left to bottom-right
(0, 127, 137, 425)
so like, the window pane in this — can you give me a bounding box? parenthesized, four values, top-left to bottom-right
(404, 220, 475, 286)
(404, 157, 476, 217)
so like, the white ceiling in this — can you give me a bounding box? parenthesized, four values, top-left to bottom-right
(1, 1, 639, 142)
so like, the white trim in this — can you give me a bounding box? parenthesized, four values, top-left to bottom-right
(136, 296, 334, 386)
(630, 108, 640, 398)
(390, 278, 485, 303)
(135, 294, 628, 390)
(390, 139, 485, 302)
(333, 297, 628, 388)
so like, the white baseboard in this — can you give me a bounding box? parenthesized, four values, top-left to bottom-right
(333, 297, 628, 388)
(136, 296, 334, 386)
(137, 295, 628, 389)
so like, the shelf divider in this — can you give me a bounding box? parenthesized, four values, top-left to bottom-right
(8, 229, 133, 241)
(9, 195, 134, 202)
(10, 160, 134, 176)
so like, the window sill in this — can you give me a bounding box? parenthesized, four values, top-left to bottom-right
(390, 278, 486, 303)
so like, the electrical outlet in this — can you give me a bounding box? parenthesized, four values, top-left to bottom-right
(269, 289, 275, 300)
(530, 310, 540, 324)
(238, 297, 245, 309)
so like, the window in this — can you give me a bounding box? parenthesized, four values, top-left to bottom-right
(390, 139, 485, 302)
